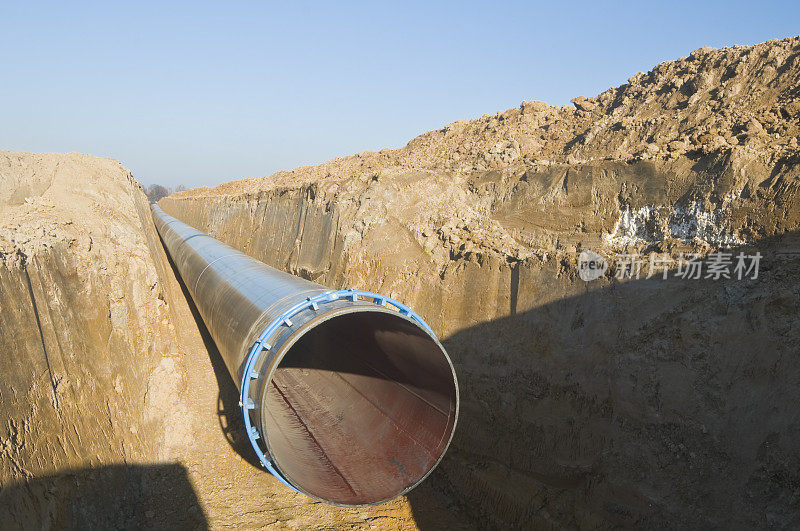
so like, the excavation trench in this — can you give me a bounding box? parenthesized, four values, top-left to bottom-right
(151, 205, 459, 506)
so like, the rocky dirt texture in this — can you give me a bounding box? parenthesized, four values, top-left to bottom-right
(161, 36, 800, 528)
(0, 152, 204, 528)
(0, 152, 455, 529)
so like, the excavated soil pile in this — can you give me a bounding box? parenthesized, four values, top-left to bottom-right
(1, 36, 799, 529)
(161, 37, 800, 528)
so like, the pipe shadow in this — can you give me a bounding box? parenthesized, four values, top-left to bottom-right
(0, 463, 207, 530)
(408, 231, 800, 529)
(159, 235, 263, 469)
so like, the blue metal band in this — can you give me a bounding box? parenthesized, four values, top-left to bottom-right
(238, 289, 432, 491)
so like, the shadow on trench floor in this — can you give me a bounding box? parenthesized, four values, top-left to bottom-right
(407, 231, 800, 529)
(0, 463, 208, 529)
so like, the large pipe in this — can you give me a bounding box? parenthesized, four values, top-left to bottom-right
(151, 205, 458, 506)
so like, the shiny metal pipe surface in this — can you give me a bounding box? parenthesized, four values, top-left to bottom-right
(151, 205, 459, 506)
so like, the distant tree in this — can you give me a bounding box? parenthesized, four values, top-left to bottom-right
(144, 184, 172, 204)
(175, 184, 187, 192)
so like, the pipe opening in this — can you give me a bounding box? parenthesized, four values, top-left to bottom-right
(262, 309, 458, 506)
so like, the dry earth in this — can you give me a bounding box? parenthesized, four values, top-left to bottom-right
(2, 35, 800, 529)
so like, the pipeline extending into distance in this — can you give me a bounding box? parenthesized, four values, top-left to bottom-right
(151, 205, 459, 506)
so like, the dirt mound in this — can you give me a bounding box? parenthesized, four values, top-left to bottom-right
(177, 36, 800, 198)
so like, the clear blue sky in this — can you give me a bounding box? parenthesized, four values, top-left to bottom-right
(1, 1, 798, 188)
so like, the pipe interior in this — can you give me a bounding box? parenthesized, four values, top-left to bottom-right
(262, 310, 457, 506)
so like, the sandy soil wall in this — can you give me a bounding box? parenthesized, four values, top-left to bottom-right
(0, 152, 203, 528)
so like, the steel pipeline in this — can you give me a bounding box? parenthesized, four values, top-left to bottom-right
(151, 205, 459, 506)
